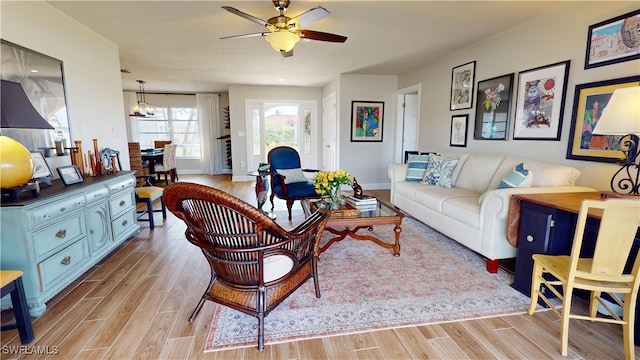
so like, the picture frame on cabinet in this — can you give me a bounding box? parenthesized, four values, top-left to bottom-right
(513, 60, 570, 140)
(31, 152, 52, 179)
(566, 75, 640, 163)
(57, 165, 84, 185)
(450, 61, 476, 111)
(473, 73, 514, 140)
(584, 9, 640, 69)
(351, 101, 384, 142)
(449, 115, 468, 147)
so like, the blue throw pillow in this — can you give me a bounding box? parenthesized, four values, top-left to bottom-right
(478, 162, 534, 204)
(405, 154, 429, 182)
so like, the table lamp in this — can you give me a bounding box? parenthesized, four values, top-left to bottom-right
(591, 86, 640, 195)
(0, 80, 54, 189)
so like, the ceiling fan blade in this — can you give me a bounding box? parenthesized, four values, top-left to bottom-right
(281, 49, 294, 58)
(300, 30, 347, 43)
(222, 6, 268, 27)
(220, 32, 266, 40)
(288, 6, 330, 28)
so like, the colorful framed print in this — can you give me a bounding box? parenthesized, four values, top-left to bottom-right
(566, 75, 640, 163)
(450, 115, 468, 147)
(450, 61, 476, 110)
(585, 9, 640, 69)
(473, 73, 514, 140)
(351, 101, 384, 142)
(513, 60, 571, 140)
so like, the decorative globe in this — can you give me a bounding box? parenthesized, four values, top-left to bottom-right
(0, 135, 34, 188)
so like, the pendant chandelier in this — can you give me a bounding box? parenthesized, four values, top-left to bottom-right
(129, 80, 155, 117)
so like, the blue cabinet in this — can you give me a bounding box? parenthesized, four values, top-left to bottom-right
(1, 172, 140, 317)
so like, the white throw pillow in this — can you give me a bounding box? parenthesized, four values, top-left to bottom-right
(421, 154, 459, 188)
(276, 168, 308, 184)
(479, 162, 533, 204)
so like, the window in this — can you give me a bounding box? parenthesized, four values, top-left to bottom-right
(134, 96, 200, 158)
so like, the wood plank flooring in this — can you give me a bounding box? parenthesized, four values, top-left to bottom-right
(1, 174, 637, 359)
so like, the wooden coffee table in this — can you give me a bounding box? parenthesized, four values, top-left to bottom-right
(302, 198, 405, 256)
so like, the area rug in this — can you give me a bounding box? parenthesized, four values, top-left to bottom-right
(205, 217, 532, 352)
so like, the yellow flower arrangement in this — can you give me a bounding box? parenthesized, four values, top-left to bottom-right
(313, 169, 353, 209)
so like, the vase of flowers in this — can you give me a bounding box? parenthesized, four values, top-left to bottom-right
(313, 169, 354, 210)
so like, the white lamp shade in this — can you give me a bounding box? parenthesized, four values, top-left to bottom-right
(265, 31, 300, 52)
(592, 86, 640, 135)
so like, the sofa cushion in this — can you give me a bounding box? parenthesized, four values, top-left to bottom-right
(405, 154, 430, 182)
(442, 197, 481, 229)
(479, 162, 533, 204)
(395, 181, 432, 201)
(455, 153, 505, 193)
(422, 154, 459, 188)
(414, 186, 477, 212)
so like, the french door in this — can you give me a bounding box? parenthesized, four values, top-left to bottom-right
(245, 100, 317, 172)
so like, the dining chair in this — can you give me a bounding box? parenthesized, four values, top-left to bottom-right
(154, 140, 171, 149)
(528, 198, 640, 359)
(124, 147, 166, 229)
(127, 142, 149, 177)
(154, 143, 178, 185)
(267, 146, 320, 220)
(163, 182, 328, 350)
(1, 270, 34, 344)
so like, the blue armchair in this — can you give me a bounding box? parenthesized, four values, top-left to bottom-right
(268, 146, 320, 220)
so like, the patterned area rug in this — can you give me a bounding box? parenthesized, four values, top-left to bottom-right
(205, 217, 531, 352)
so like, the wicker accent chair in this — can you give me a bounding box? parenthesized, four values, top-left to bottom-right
(163, 182, 328, 350)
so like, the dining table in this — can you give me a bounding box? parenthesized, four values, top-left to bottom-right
(140, 149, 163, 176)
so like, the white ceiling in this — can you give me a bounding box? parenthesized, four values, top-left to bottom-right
(46, 1, 567, 93)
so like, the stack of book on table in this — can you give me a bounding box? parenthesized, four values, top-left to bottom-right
(346, 195, 377, 211)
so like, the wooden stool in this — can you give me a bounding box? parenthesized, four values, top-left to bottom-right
(1, 270, 35, 344)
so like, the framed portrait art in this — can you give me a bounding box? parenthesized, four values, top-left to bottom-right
(473, 73, 514, 140)
(450, 61, 476, 111)
(585, 9, 640, 69)
(566, 75, 640, 163)
(351, 101, 383, 142)
(513, 60, 570, 140)
(450, 115, 468, 147)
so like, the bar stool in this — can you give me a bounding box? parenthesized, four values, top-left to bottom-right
(1, 270, 35, 344)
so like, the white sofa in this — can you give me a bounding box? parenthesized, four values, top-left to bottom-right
(388, 152, 596, 273)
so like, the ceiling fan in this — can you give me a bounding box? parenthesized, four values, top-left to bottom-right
(221, 0, 347, 57)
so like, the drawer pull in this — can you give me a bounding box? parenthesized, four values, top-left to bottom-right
(61, 256, 71, 266)
(90, 229, 95, 235)
(43, 214, 51, 219)
(56, 229, 67, 239)
(122, 220, 128, 226)
(526, 234, 534, 242)
(119, 200, 126, 207)
(94, 193, 103, 198)
(59, 207, 66, 212)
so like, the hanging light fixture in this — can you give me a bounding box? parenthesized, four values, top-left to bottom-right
(265, 30, 300, 53)
(129, 80, 155, 117)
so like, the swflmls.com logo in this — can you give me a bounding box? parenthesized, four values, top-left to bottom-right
(1, 346, 59, 355)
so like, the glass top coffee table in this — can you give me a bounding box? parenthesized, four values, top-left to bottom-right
(302, 198, 405, 257)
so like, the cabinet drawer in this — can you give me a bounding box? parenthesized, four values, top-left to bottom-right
(111, 210, 137, 240)
(85, 187, 109, 206)
(109, 177, 135, 193)
(109, 192, 134, 218)
(33, 215, 86, 259)
(37, 239, 88, 291)
(29, 195, 86, 228)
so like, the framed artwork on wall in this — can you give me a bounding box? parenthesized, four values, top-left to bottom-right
(566, 75, 640, 163)
(351, 101, 384, 142)
(450, 61, 476, 111)
(449, 115, 468, 147)
(513, 60, 571, 140)
(473, 73, 514, 140)
(584, 9, 640, 69)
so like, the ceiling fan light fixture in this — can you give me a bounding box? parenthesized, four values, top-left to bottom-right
(265, 31, 300, 53)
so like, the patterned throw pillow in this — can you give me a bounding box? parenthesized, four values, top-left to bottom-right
(421, 154, 459, 188)
(276, 168, 308, 184)
(405, 154, 430, 182)
(478, 162, 534, 204)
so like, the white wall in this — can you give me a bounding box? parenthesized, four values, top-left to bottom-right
(337, 74, 398, 188)
(398, 2, 639, 191)
(1, 2, 129, 171)
(228, 84, 323, 180)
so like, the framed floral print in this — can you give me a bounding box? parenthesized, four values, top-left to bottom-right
(450, 115, 468, 147)
(585, 9, 640, 69)
(513, 60, 570, 140)
(566, 75, 640, 163)
(473, 73, 514, 140)
(450, 61, 476, 111)
(351, 101, 384, 142)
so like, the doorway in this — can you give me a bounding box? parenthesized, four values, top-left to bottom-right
(396, 84, 421, 163)
(322, 92, 338, 171)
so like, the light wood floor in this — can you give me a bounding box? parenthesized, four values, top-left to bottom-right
(1, 174, 637, 359)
